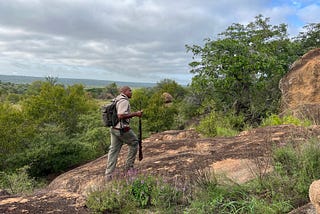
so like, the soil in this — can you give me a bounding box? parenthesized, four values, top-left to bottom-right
(1, 124, 320, 213)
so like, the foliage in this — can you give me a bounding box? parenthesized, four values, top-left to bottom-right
(130, 86, 180, 133)
(186, 15, 299, 127)
(131, 175, 156, 208)
(22, 82, 95, 135)
(144, 91, 178, 132)
(179, 87, 204, 120)
(77, 111, 110, 156)
(86, 174, 184, 213)
(86, 82, 119, 99)
(0, 166, 45, 194)
(196, 110, 244, 137)
(0, 102, 36, 170)
(294, 23, 320, 54)
(186, 184, 291, 214)
(86, 183, 136, 213)
(261, 114, 312, 127)
(104, 82, 119, 97)
(154, 78, 187, 101)
(0, 82, 29, 102)
(25, 80, 44, 95)
(1, 80, 107, 176)
(269, 139, 320, 206)
(5, 124, 97, 177)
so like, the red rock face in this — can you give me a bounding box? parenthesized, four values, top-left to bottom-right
(279, 48, 320, 123)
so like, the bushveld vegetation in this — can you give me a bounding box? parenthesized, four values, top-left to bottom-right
(1, 15, 320, 213)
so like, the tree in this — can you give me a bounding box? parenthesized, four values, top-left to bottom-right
(294, 23, 320, 55)
(154, 79, 186, 101)
(104, 82, 119, 97)
(22, 82, 94, 135)
(186, 15, 297, 126)
(0, 103, 36, 169)
(144, 91, 178, 132)
(45, 76, 58, 85)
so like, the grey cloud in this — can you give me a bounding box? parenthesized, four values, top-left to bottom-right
(0, 0, 315, 84)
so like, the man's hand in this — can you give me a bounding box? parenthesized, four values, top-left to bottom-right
(135, 110, 143, 117)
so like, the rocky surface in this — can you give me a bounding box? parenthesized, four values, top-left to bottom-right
(1, 125, 320, 213)
(279, 48, 320, 123)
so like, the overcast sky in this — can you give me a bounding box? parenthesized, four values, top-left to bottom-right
(0, 0, 319, 85)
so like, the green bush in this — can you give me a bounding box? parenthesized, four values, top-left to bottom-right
(272, 139, 320, 204)
(5, 124, 97, 177)
(86, 184, 136, 213)
(196, 111, 243, 137)
(261, 114, 312, 127)
(0, 102, 36, 170)
(0, 166, 45, 194)
(77, 112, 110, 156)
(22, 83, 95, 135)
(144, 92, 178, 133)
(86, 174, 184, 213)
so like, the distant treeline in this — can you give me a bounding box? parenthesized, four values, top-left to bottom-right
(0, 74, 156, 88)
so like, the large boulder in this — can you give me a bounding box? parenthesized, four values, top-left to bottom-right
(162, 92, 173, 103)
(279, 48, 320, 123)
(310, 180, 320, 214)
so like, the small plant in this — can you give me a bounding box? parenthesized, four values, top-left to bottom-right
(86, 185, 134, 213)
(131, 176, 154, 208)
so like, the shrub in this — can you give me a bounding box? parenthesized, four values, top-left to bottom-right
(0, 166, 45, 194)
(258, 139, 320, 208)
(196, 111, 243, 137)
(5, 124, 97, 177)
(86, 184, 136, 213)
(261, 114, 312, 127)
(86, 174, 184, 213)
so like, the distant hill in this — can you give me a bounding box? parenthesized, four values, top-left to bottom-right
(0, 74, 156, 88)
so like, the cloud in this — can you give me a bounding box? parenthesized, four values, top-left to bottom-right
(297, 4, 320, 23)
(0, 0, 316, 84)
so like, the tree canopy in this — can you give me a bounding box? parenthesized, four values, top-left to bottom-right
(186, 15, 302, 125)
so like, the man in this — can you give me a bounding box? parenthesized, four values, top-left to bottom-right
(105, 86, 143, 181)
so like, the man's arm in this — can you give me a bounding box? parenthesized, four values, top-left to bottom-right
(118, 111, 142, 119)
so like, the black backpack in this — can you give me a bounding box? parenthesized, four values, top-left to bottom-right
(101, 99, 119, 127)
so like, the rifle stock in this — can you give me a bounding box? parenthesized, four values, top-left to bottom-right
(138, 102, 143, 161)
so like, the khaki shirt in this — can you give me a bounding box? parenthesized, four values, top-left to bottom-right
(114, 93, 130, 129)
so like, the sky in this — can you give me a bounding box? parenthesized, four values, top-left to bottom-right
(0, 0, 319, 85)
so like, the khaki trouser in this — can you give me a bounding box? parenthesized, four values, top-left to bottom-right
(105, 128, 138, 176)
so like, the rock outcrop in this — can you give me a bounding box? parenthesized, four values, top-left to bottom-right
(279, 48, 320, 123)
(310, 180, 320, 214)
(162, 92, 173, 103)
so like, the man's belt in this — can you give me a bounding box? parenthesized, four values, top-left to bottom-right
(112, 127, 131, 132)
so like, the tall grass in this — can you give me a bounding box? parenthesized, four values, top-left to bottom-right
(86, 171, 187, 213)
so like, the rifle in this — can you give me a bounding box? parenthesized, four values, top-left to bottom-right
(138, 102, 143, 161)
